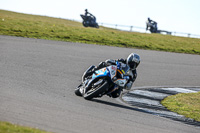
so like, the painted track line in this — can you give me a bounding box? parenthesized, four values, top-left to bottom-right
(121, 87, 200, 127)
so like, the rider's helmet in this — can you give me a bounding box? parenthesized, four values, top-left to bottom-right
(126, 53, 140, 70)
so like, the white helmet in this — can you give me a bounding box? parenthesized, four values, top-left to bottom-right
(126, 53, 140, 70)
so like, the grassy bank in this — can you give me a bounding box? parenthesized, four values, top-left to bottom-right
(0, 10, 200, 54)
(0, 121, 50, 133)
(161, 92, 200, 122)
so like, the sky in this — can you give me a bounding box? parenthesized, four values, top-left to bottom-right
(1, 0, 200, 36)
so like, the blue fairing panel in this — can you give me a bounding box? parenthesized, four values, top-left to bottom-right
(92, 68, 109, 79)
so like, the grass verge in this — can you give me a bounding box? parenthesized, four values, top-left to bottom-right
(161, 92, 200, 122)
(0, 9, 200, 54)
(0, 121, 50, 133)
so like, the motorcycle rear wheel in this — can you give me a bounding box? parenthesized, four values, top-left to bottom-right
(83, 80, 108, 100)
(95, 24, 99, 28)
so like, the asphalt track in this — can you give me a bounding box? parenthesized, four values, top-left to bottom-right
(0, 35, 200, 133)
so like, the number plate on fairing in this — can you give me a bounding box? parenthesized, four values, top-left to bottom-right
(107, 65, 117, 79)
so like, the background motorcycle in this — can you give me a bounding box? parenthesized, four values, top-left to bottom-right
(75, 63, 129, 100)
(80, 14, 99, 28)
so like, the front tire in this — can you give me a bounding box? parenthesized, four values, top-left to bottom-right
(75, 84, 83, 96)
(83, 80, 108, 100)
(82, 21, 88, 27)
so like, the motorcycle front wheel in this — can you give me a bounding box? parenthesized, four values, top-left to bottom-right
(75, 84, 83, 96)
(83, 80, 108, 100)
(82, 21, 88, 27)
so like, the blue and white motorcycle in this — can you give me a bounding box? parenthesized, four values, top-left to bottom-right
(75, 62, 130, 100)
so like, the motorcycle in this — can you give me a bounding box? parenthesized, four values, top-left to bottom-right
(75, 62, 130, 100)
(80, 14, 99, 28)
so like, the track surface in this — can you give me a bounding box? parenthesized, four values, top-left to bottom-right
(0, 35, 200, 133)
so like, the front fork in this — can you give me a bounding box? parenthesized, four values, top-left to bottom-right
(82, 65, 95, 82)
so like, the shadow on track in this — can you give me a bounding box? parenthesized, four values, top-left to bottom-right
(91, 99, 147, 113)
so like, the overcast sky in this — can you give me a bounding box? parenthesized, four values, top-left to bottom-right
(1, 0, 200, 36)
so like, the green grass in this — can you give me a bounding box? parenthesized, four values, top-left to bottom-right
(0, 9, 200, 54)
(161, 92, 200, 121)
(0, 121, 50, 133)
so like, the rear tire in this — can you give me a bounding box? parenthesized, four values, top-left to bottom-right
(83, 80, 108, 100)
(95, 24, 99, 28)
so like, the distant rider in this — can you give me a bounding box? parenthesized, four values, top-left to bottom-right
(146, 17, 158, 33)
(84, 53, 140, 98)
(84, 9, 96, 24)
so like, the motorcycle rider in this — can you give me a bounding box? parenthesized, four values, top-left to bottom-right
(83, 53, 140, 98)
(84, 9, 96, 24)
(84, 9, 89, 17)
(146, 17, 158, 33)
